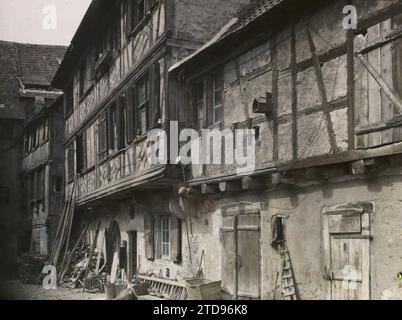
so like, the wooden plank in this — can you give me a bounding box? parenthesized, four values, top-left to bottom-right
(83, 221, 101, 292)
(347, 28, 355, 150)
(272, 35, 279, 162)
(328, 215, 361, 234)
(290, 26, 298, 160)
(307, 29, 338, 153)
(357, 53, 402, 114)
(233, 214, 238, 300)
(380, 19, 394, 145)
(367, 24, 382, 147)
(393, 14, 402, 141)
(110, 251, 119, 284)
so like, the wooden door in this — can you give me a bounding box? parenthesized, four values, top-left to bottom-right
(221, 212, 260, 300)
(322, 202, 373, 300)
(128, 231, 137, 281)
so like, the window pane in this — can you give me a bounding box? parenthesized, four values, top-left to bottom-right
(214, 106, 223, 123)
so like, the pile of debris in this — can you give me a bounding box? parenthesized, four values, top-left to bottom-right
(58, 234, 107, 293)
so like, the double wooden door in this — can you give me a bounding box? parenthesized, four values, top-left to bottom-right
(221, 212, 260, 300)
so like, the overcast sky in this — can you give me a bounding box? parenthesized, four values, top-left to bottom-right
(0, 0, 92, 46)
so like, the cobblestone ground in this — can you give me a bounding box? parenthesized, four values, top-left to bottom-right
(0, 280, 105, 300)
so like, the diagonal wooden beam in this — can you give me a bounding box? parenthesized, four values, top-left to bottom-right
(307, 29, 339, 153)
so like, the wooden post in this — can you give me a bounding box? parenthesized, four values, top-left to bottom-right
(290, 25, 298, 160)
(272, 35, 279, 162)
(233, 214, 238, 300)
(83, 221, 101, 292)
(347, 27, 355, 150)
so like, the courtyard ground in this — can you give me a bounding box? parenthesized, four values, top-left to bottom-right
(0, 280, 105, 300)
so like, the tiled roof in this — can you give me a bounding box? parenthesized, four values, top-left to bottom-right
(224, 0, 285, 38)
(170, 0, 286, 72)
(0, 40, 66, 119)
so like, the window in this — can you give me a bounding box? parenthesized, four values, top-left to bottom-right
(108, 103, 119, 153)
(96, 12, 121, 62)
(43, 119, 49, 142)
(112, 14, 121, 52)
(212, 73, 224, 124)
(23, 136, 29, 154)
(53, 177, 62, 193)
(97, 112, 108, 161)
(65, 83, 74, 116)
(135, 0, 146, 25)
(76, 132, 87, 174)
(193, 81, 205, 129)
(67, 144, 75, 182)
(79, 54, 93, 98)
(160, 216, 170, 259)
(192, 71, 224, 128)
(119, 94, 127, 149)
(127, 0, 148, 34)
(136, 76, 149, 136)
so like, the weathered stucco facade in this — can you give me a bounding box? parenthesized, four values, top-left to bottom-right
(169, 0, 402, 300)
(51, 0, 402, 300)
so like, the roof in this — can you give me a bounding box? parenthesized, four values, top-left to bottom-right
(0, 40, 66, 119)
(169, 0, 288, 73)
(52, 0, 118, 88)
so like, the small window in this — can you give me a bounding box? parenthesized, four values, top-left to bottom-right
(97, 112, 108, 161)
(23, 135, 30, 154)
(160, 216, 170, 259)
(212, 73, 224, 124)
(108, 104, 119, 153)
(136, 0, 146, 24)
(79, 56, 93, 98)
(67, 144, 75, 182)
(65, 83, 74, 117)
(43, 119, 49, 142)
(136, 76, 149, 136)
(53, 177, 62, 193)
(76, 132, 87, 174)
(193, 81, 205, 129)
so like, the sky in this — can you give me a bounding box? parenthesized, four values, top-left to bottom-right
(0, 0, 92, 46)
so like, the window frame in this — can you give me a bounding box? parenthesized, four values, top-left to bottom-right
(160, 216, 170, 260)
(97, 111, 109, 162)
(135, 75, 150, 137)
(211, 73, 224, 125)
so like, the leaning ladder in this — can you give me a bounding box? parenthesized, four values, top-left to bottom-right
(280, 244, 298, 300)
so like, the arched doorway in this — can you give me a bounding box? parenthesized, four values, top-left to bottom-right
(106, 221, 121, 274)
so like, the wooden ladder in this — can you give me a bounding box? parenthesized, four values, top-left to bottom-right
(280, 244, 298, 300)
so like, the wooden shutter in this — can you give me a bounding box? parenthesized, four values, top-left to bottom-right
(170, 217, 182, 263)
(125, 0, 133, 36)
(97, 112, 108, 160)
(126, 87, 135, 142)
(144, 213, 155, 261)
(153, 62, 161, 128)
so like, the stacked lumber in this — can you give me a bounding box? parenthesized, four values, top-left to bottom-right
(49, 180, 77, 270)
